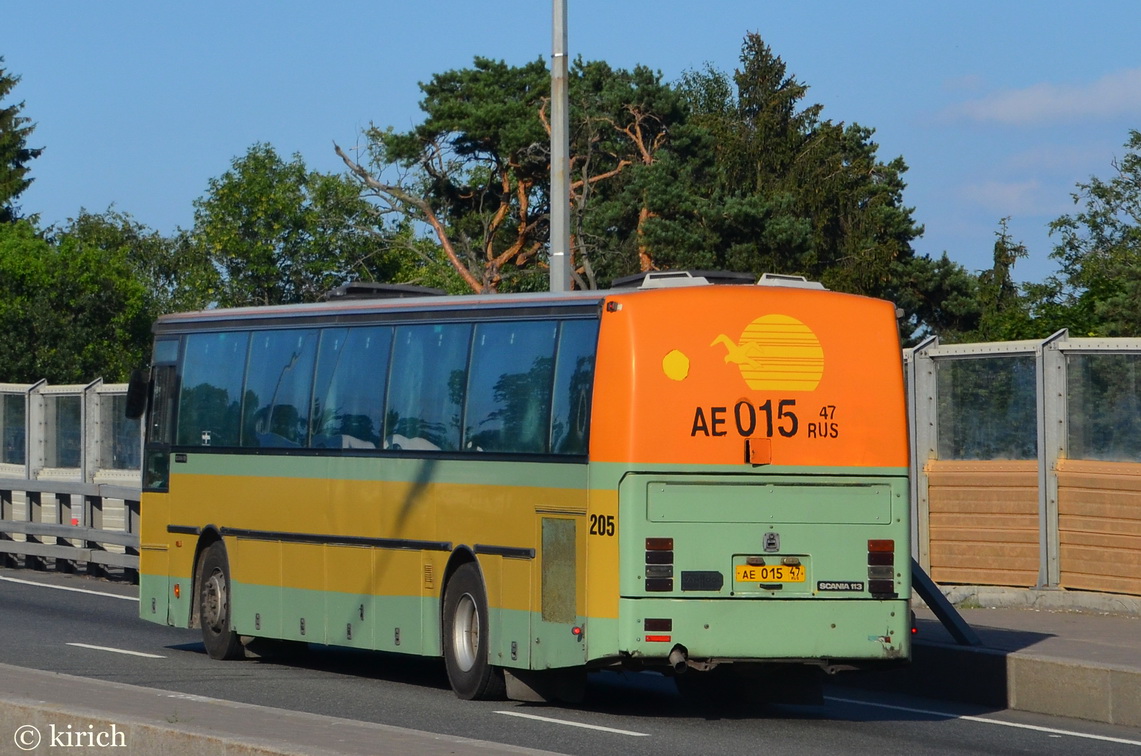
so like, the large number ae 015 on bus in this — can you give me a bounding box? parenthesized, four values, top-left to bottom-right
(128, 272, 911, 704)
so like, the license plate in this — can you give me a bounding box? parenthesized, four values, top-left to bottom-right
(735, 564, 805, 583)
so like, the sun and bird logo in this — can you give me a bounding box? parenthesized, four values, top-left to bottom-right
(662, 314, 824, 391)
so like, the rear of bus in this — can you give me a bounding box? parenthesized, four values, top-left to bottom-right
(584, 277, 910, 690)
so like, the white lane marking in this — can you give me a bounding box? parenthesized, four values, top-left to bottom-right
(495, 710, 649, 737)
(66, 643, 166, 659)
(0, 574, 137, 601)
(826, 696, 1141, 747)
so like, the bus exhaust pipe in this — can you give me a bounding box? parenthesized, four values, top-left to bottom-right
(669, 645, 689, 673)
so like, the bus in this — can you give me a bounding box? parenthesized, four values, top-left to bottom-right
(131, 272, 911, 703)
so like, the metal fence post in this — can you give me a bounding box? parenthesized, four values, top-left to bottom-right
(84, 379, 102, 484)
(24, 490, 44, 570)
(124, 494, 140, 582)
(1037, 329, 1068, 588)
(27, 380, 46, 480)
(83, 493, 107, 578)
(54, 492, 76, 574)
(908, 336, 939, 571)
(0, 488, 14, 568)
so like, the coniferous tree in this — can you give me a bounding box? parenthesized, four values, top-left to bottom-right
(0, 58, 42, 223)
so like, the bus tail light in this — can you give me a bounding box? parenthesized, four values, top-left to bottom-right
(644, 619, 672, 640)
(645, 538, 674, 591)
(867, 539, 897, 598)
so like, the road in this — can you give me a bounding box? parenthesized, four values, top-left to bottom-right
(1, 567, 1139, 755)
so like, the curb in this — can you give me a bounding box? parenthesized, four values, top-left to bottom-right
(935, 585, 1141, 617)
(0, 664, 554, 756)
(841, 641, 1141, 728)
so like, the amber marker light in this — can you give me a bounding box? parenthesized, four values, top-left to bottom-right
(173, 584, 181, 599)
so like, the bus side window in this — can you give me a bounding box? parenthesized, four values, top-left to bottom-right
(310, 326, 390, 449)
(551, 320, 599, 456)
(386, 324, 471, 452)
(241, 330, 319, 448)
(464, 321, 557, 454)
(177, 332, 249, 447)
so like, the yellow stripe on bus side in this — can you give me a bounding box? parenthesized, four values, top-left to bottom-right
(163, 473, 601, 616)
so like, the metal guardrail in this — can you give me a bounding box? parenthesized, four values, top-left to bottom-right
(0, 478, 140, 577)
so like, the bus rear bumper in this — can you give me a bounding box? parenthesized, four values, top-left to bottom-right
(614, 597, 911, 666)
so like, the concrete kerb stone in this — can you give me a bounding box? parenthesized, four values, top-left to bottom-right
(845, 637, 1141, 727)
(840, 586, 1141, 727)
(0, 663, 556, 756)
(2, 699, 309, 756)
(1007, 655, 1141, 729)
(936, 585, 1141, 617)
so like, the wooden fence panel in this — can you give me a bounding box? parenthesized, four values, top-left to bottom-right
(1057, 459, 1141, 596)
(926, 460, 1039, 587)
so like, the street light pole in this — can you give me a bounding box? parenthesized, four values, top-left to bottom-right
(549, 0, 571, 292)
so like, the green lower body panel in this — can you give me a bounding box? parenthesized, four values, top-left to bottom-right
(229, 581, 438, 655)
(143, 575, 589, 671)
(138, 572, 173, 625)
(616, 598, 910, 663)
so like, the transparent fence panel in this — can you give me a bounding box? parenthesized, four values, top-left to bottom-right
(101, 394, 141, 470)
(936, 356, 1037, 460)
(1067, 353, 1141, 462)
(46, 395, 82, 468)
(2, 394, 26, 465)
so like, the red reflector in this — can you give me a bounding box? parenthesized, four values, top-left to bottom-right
(867, 539, 895, 552)
(645, 537, 674, 551)
(645, 635, 671, 643)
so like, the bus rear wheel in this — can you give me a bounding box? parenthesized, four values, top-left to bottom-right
(198, 541, 245, 661)
(442, 562, 505, 700)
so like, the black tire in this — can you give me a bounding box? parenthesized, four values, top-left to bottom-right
(197, 541, 245, 661)
(442, 562, 505, 700)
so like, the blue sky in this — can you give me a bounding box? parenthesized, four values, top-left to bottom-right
(4, 1, 1140, 284)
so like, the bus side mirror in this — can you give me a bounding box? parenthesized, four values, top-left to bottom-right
(125, 368, 150, 419)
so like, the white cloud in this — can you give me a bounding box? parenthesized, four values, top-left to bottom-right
(940, 68, 1141, 126)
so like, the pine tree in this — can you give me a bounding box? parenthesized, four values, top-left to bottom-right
(0, 58, 43, 223)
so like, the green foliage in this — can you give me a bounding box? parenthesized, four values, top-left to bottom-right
(674, 34, 924, 297)
(968, 218, 1035, 341)
(1037, 130, 1141, 337)
(346, 57, 553, 293)
(0, 218, 154, 383)
(341, 35, 976, 340)
(62, 209, 210, 315)
(0, 58, 42, 223)
(884, 252, 981, 344)
(193, 144, 399, 307)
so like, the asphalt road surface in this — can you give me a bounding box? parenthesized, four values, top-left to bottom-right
(2, 568, 1139, 755)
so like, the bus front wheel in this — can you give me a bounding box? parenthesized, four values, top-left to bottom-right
(197, 541, 245, 661)
(442, 562, 505, 700)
